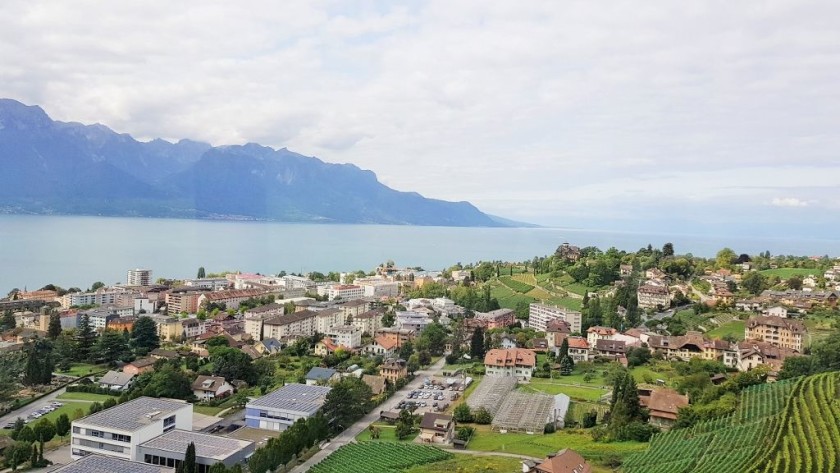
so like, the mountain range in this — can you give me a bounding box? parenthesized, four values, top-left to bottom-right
(0, 99, 519, 227)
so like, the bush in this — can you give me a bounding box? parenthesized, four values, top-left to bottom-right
(582, 411, 598, 428)
(615, 421, 659, 442)
(473, 407, 492, 425)
(544, 422, 556, 434)
(453, 403, 473, 423)
(456, 426, 474, 441)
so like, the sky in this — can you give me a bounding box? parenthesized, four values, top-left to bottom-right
(1, 1, 839, 237)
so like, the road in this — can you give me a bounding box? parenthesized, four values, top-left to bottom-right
(0, 387, 69, 428)
(291, 356, 448, 473)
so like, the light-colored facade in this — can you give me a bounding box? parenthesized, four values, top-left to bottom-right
(182, 278, 230, 290)
(71, 397, 192, 461)
(483, 348, 536, 380)
(326, 324, 362, 349)
(126, 269, 152, 286)
(396, 311, 432, 333)
(245, 384, 331, 431)
(352, 309, 385, 335)
(326, 284, 365, 301)
(165, 288, 206, 316)
(528, 303, 582, 333)
(61, 288, 130, 309)
(148, 315, 182, 341)
(138, 429, 253, 471)
(315, 308, 347, 334)
(263, 310, 318, 339)
(198, 289, 270, 311)
(243, 303, 285, 341)
(586, 326, 617, 348)
(745, 316, 805, 352)
(637, 284, 671, 309)
(359, 280, 400, 298)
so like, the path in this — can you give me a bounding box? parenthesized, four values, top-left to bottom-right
(291, 357, 448, 473)
(439, 447, 540, 461)
(0, 387, 68, 427)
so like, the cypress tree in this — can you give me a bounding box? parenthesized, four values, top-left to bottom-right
(559, 356, 573, 376)
(47, 313, 62, 339)
(76, 314, 96, 361)
(183, 441, 197, 473)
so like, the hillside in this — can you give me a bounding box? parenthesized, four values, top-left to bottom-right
(0, 99, 511, 227)
(623, 372, 840, 473)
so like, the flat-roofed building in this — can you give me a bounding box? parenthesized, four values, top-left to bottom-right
(325, 324, 362, 349)
(52, 455, 160, 473)
(263, 310, 318, 339)
(127, 269, 152, 287)
(71, 397, 192, 461)
(528, 303, 582, 334)
(138, 429, 254, 472)
(243, 303, 286, 341)
(245, 383, 331, 431)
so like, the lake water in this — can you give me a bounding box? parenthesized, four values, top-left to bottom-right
(0, 214, 838, 294)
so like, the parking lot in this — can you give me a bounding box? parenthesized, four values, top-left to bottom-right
(393, 377, 467, 415)
(3, 401, 65, 428)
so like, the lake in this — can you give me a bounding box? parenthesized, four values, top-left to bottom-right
(0, 214, 838, 294)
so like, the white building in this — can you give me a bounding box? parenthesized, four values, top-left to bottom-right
(61, 288, 131, 309)
(528, 303, 583, 334)
(245, 384, 331, 431)
(326, 284, 365, 301)
(263, 310, 318, 339)
(71, 397, 193, 461)
(396, 311, 432, 333)
(483, 348, 537, 380)
(181, 318, 207, 339)
(357, 279, 400, 298)
(243, 303, 286, 341)
(326, 325, 362, 349)
(315, 308, 347, 334)
(127, 269, 152, 286)
(182, 278, 230, 291)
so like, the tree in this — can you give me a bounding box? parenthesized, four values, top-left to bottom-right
(1, 310, 16, 331)
(22, 338, 54, 386)
(88, 402, 103, 415)
(394, 409, 416, 440)
(715, 248, 736, 269)
(94, 329, 131, 365)
(90, 281, 105, 292)
(131, 316, 160, 356)
(16, 426, 35, 443)
(787, 276, 803, 291)
(662, 243, 674, 257)
(470, 327, 485, 359)
(47, 313, 62, 340)
(559, 356, 573, 376)
(778, 356, 816, 380)
(322, 377, 373, 433)
(407, 354, 420, 374)
(197, 267, 206, 278)
(137, 365, 195, 400)
(53, 331, 76, 372)
(5, 441, 32, 472)
(453, 403, 473, 423)
(177, 442, 197, 473)
(211, 347, 256, 385)
(417, 322, 448, 356)
(811, 330, 840, 372)
(582, 411, 598, 428)
(398, 340, 414, 360)
(558, 337, 569, 361)
(75, 314, 97, 361)
(32, 418, 55, 443)
(626, 347, 652, 368)
(741, 271, 766, 295)
(55, 413, 70, 437)
(473, 407, 492, 424)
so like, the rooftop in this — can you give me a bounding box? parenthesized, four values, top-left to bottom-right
(74, 396, 189, 432)
(306, 367, 337, 381)
(247, 383, 331, 414)
(139, 429, 253, 460)
(51, 455, 161, 473)
(99, 370, 135, 386)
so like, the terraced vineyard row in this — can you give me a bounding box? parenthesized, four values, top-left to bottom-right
(499, 276, 534, 293)
(623, 377, 799, 473)
(309, 442, 453, 473)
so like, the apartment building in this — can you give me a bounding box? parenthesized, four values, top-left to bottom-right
(326, 284, 365, 301)
(528, 303, 582, 334)
(165, 287, 208, 316)
(483, 348, 537, 380)
(263, 310, 318, 339)
(243, 303, 285, 341)
(71, 397, 192, 461)
(325, 324, 362, 349)
(745, 315, 806, 351)
(182, 278, 230, 290)
(396, 311, 432, 333)
(148, 315, 183, 341)
(637, 284, 671, 309)
(315, 308, 347, 334)
(61, 288, 131, 309)
(126, 269, 152, 287)
(245, 384, 331, 431)
(351, 309, 385, 335)
(197, 289, 270, 311)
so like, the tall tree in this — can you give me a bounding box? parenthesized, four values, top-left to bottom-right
(55, 413, 71, 437)
(131, 316, 160, 356)
(53, 331, 77, 371)
(179, 442, 197, 473)
(741, 271, 766, 295)
(322, 377, 372, 433)
(662, 242, 675, 257)
(211, 347, 256, 385)
(23, 338, 54, 386)
(75, 314, 96, 361)
(559, 355, 573, 376)
(558, 337, 570, 361)
(197, 267, 206, 278)
(470, 327, 486, 359)
(2, 310, 16, 331)
(94, 329, 131, 365)
(47, 313, 62, 340)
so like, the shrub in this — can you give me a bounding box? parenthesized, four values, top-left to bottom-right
(473, 407, 492, 425)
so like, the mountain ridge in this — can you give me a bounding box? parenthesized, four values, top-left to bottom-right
(0, 98, 522, 227)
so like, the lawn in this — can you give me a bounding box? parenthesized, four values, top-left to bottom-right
(490, 283, 537, 310)
(705, 320, 745, 341)
(193, 405, 227, 416)
(466, 425, 647, 461)
(520, 380, 608, 402)
(760, 268, 820, 279)
(54, 363, 105, 377)
(630, 364, 678, 387)
(803, 316, 836, 346)
(57, 392, 117, 402)
(403, 454, 522, 473)
(355, 422, 419, 442)
(563, 283, 593, 297)
(0, 401, 94, 433)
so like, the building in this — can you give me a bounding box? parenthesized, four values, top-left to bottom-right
(263, 310, 318, 340)
(242, 303, 285, 341)
(181, 318, 207, 339)
(737, 341, 800, 374)
(71, 396, 193, 460)
(637, 284, 670, 309)
(557, 243, 582, 262)
(315, 308, 347, 334)
(326, 324, 362, 349)
(148, 315, 182, 341)
(594, 339, 626, 359)
(525, 448, 591, 473)
(337, 299, 371, 319)
(586, 326, 617, 347)
(182, 278, 230, 291)
(191, 375, 234, 401)
(419, 413, 455, 444)
(108, 316, 137, 333)
(61, 288, 129, 309)
(644, 388, 689, 430)
(123, 358, 156, 376)
(470, 308, 516, 330)
(198, 289, 270, 311)
(762, 306, 788, 318)
(99, 371, 135, 391)
(366, 335, 399, 357)
(255, 337, 284, 355)
(127, 269, 152, 287)
(305, 367, 338, 386)
(362, 374, 387, 395)
(745, 316, 806, 351)
(528, 303, 583, 334)
(396, 311, 432, 333)
(352, 309, 385, 335)
(82, 309, 119, 331)
(326, 284, 365, 301)
(138, 429, 254, 472)
(359, 280, 400, 298)
(52, 455, 161, 473)
(483, 348, 537, 380)
(245, 384, 331, 431)
(379, 358, 408, 383)
(165, 287, 208, 316)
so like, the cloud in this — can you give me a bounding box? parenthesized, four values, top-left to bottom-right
(771, 197, 811, 207)
(0, 0, 839, 231)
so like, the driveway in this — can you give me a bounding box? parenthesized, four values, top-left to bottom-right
(0, 387, 69, 428)
(291, 356, 448, 473)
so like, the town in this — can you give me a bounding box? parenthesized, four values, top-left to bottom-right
(0, 244, 839, 473)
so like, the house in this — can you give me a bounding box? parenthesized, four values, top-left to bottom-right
(637, 284, 670, 309)
(483, 348, 537, 380)
(240, 345, 261, 360)
(71, 396, 193, 460)
(375, 328, 415, 346)
(245, 383, 331, 431)
(419, 413, 455, 444)
(315, 337, 348, 356)
(620, 264, 633, 277)
(256, 337, 284, 355)
(745, 316, 806, 351)
(586, 326, 616, 347)
(563, 337, 590, 362)
(645, 388, 688, 430)
(594, 339, 626, 358)
(99, 370, 135, 391)
(762, 306, 788, 318)
(500, 333, 518, 349)
(545, 320, 572, 350)
(138, 429, 254, 471)
(737, 341, 800, 374)
(181, 318, 207, 339)
(469, 308, 516, 330)
(530, 337, 549, 352)
(557, 243, 581, 262)
(150, 349, 179, 361)
(379, 358, 408, 383)
(366, 335, 399, 357)
(305, 367, 338, 386)
(396, 311, 433, 333)
(191, 375, 234, 400)
(123, 357, 157, 376)
(525, 448, 591, 473)
(362, 374, 387, 395)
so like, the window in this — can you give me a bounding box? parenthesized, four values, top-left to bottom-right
(164, 415, 176, 426)
(89, 430, 103, 438)
(72, 426, 80, 434)
(112, 433, 131, 443)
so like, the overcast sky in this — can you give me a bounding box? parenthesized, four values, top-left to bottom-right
(1, 1, 839, 236)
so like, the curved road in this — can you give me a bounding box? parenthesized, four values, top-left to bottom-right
(291, 357, 447, 473)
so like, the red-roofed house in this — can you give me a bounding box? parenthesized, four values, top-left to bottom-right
(365, 335, 399, 357)
(586, 326, 616, 348)
(484, 348, 536, 380)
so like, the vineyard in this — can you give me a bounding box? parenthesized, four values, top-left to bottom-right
(499, 276, 534, 293)
(309, 442, 453, 473)
(623, 374, 840, 473)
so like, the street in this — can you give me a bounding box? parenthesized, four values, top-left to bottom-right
(291, 356, 448, 473)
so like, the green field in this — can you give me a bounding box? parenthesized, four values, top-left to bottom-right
(403, 454, 522, 473)
(466, 425, 646, 461)
(705, 320, 746, 340)
(489, 283, 537, 310)
(55, 363, 105, 377)
(57, 392, 117, 402)
(520, 380, 607, 402)
(355, 423, 419, 442)
(759, 268, 820, 279)
(563, 283, 592, 296)
(630, 364, 678, 387)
